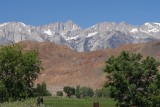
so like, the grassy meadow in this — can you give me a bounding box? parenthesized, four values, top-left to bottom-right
(0, 97, 115, 107)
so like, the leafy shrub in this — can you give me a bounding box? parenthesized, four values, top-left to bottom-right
(80, 86, 94, 98)
(95, 88, 109, 98)
(75, 85, 94, 98)
(56, 91, 63, 97)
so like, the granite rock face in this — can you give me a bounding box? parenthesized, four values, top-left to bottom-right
(0, 21, 160, 51)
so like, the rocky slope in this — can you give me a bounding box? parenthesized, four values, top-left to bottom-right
(0, 21, 160, 51)
(18, 41, 160, 94)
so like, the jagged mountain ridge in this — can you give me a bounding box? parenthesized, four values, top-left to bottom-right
(0, 21, 160, 51)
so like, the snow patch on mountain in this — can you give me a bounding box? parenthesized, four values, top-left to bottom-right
(135, 36, 140, 39)
(145, 23, 155, 28)
(61, 32, 66, 36)
(130, 28, 138, 33)
(44, 29, 52, 35)
(154, 23, 160, 26)
(28, 30, 31, 33)
(148, 28, 159, 33)
(91, 25, 96, 28)
(19, 22, 26, 26)
(65, 35, 79, 41)
(86, 32, 97, 38)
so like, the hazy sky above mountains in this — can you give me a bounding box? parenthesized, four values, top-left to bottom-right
(0, 0, 160, 28)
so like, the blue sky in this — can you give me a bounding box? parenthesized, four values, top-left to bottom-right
(0, 0, 160, 28)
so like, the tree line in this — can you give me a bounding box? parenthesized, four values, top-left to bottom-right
(56, 85, 109, 98)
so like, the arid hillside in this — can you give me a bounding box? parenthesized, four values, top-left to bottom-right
(18, 41, 160, 94)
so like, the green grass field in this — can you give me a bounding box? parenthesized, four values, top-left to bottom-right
(0, 97, 115, 107)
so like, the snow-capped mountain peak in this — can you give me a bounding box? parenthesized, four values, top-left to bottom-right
(154, 23, 160, 26)
(0, 22, 9, 27)
(0, 21, 160, 51)
(19, 22, 27, 26)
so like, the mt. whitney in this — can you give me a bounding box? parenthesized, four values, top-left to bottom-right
(0, 20, 160, 51)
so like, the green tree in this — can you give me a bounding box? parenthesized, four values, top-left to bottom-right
(104, 51, 160, 107)
(63, 86, 75, 98)
(35, 82, 51, 96)
(56, 91, 63, 97)
(75, 85, 81, 98)
(0, 45, 42, 101)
